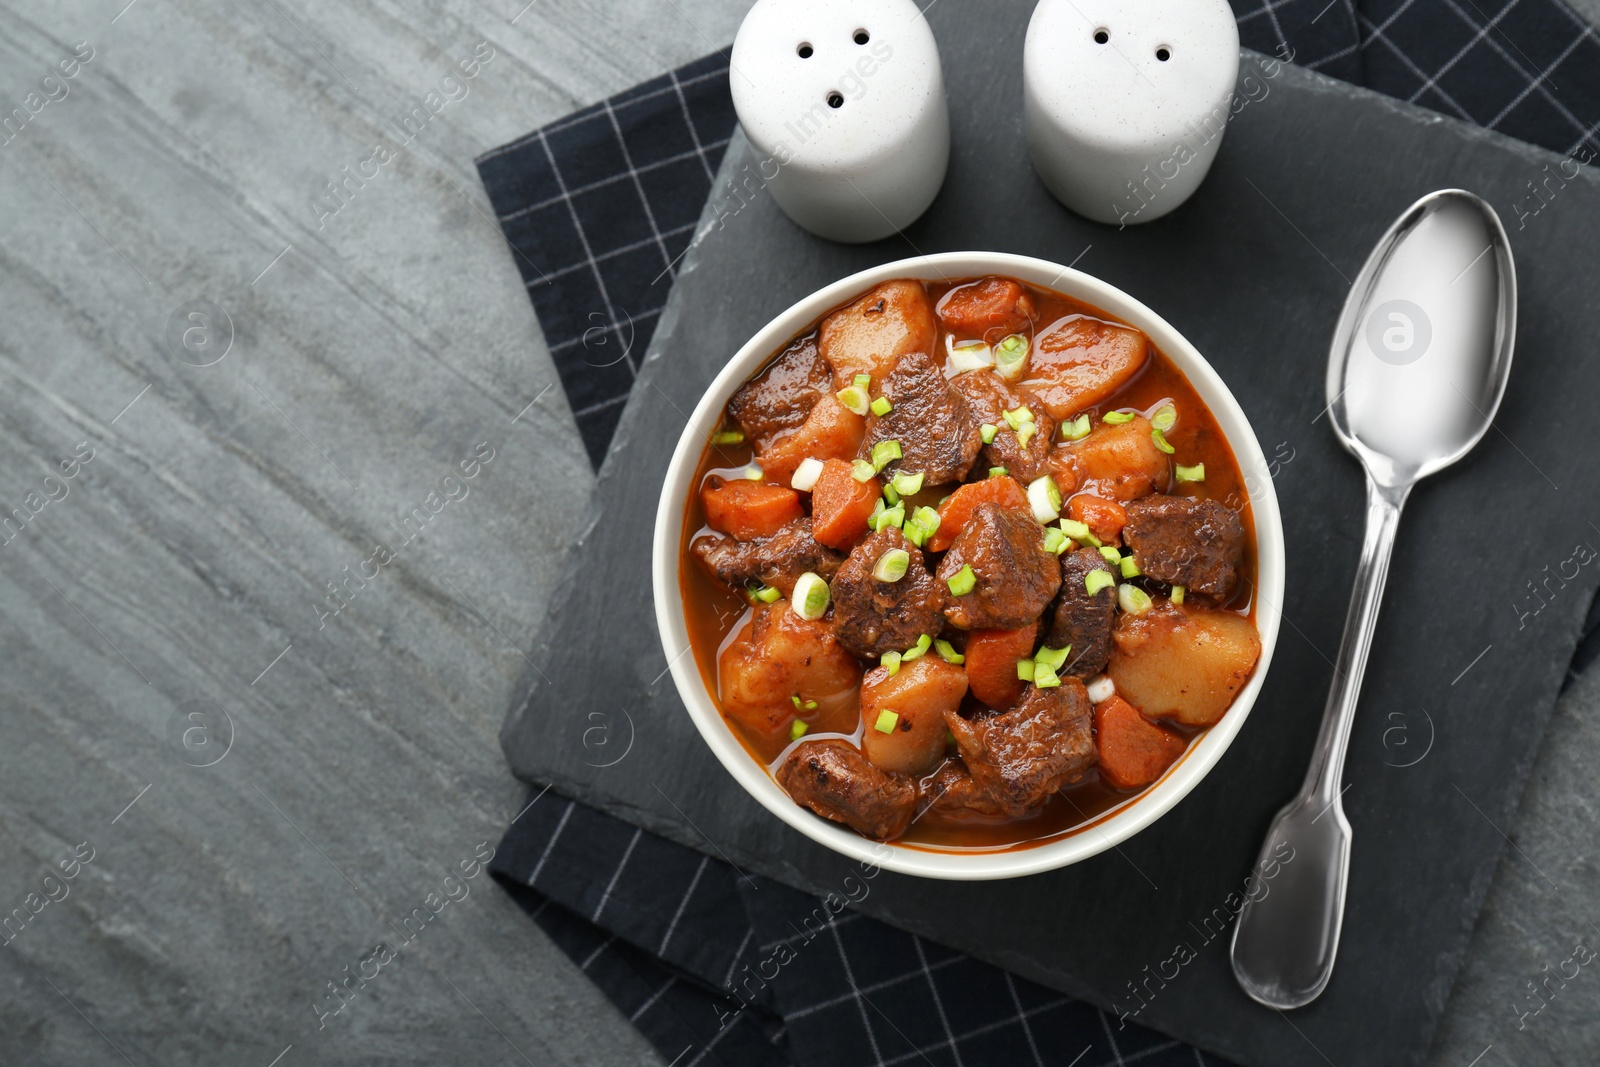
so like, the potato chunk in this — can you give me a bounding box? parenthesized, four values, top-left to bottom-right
(756, 393, 865, 486)
(818, 280, 937, 391)
(720, 604, 861, 735)
(1051, 416, 1169, 503)
(1106, 603, 1261, 725)
(860, 656, 968, 775)
(1023, 315, 1148, 421)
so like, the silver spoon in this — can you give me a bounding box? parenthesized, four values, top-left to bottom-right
(1229, 189, 1517, 1009)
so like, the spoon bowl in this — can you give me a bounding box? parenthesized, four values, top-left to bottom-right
(1327, 190, 1518, 487)
(1230, 189, 1516, 1009)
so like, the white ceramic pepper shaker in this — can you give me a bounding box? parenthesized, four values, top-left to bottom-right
(730, 0, 950, 243)
(1024, 0, 1240, 227)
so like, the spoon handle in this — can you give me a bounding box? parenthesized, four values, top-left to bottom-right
(1229, 475, 1408, 1008)
(1306, 476, 1409, 806)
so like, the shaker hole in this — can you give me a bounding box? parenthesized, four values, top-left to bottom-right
(798, 42, 814, 58)
(854, 29, 870, 45)
(1094, 28, 1109, 44)
(1156, 46, 1171, 61)
(827, 91, 845, 108)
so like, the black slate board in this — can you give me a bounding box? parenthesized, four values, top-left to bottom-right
(503, 10, 1600, 1064)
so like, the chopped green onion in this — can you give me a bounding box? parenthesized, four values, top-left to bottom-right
(1061, 414, 1091, 441)
(940, 347, 992, 375)
(980, 423, 998, 445)
(946, 340, 994, 374)
(1085, 570, 1116, 597)
(873, 549, 910, 583)
(853, 373, 872, 389)
(901, 633, 933, 662)
(1118, 583, 1153, 615)
(935, 638, 964, 665)
(873, 709, 900, 734)
(871, 440, 903, 472)
(1016, 658, 1036, 681)
(1175, 463, 1205, 483)
(1043, 527, 1068, 554)
(1027, 475, 1063, 523)
(1150, 428, 1176, 455)
(890, 470, 925, 497)
(1120, 555, 1141, 579)
(753, 584, 782, 604)
(835, 386, 870, 415)
(791, 572, 831, 620)
(947, 564, 977, 597)
(870, 396, 894, 417)
(852, 459, 877, 483)
(1002, 405, 1034, 431)
(1060, 518, 1097, 546)
(1171, 585, 1186, 605)
(994, 334, 1030, 381)
(711, 430, 745, 445)
(790, 457, 824, 492)
(1035, 645, 1071, 672)
(791, 694, 802, 708)
(1151, 404, 1177, 433)
(872, 503, 905, 531)
(743, 465, 764, 481)
(1017, 423, 1037, 450)
(790, 720, 809, 740)
(903, 521, 929, 548)
(883, 483, 900, 506)
(881, 650, 902, 676)
(989, 466, 1009, 479)
(912, 506, 941, 534)
(804, 700, 817, 710)
(1033, 663, 1061, 688)
(946, 730, 957, 746)
(1103, 410, 1135, 425)
(1099, 546, 1122, 564)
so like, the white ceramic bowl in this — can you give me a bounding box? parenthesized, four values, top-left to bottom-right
(652, 252, 1285, 881)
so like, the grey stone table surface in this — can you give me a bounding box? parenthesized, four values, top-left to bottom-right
(0, 2, 1594, 1066)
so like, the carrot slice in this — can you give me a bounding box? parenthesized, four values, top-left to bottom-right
(1094, 695, 1188, 789)
(964, 623, 1039, 709)
(810, 459, 879, 550)
(702, 477, 803, 541)
(926, 477, 1030, 552)
(1068, 494, 1128, 544)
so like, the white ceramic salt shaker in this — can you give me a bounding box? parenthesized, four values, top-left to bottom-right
(730, 0, 950, 243)
(1024, 0, 1240, 227)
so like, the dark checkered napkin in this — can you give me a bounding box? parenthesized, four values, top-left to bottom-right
(492, 794, 1235, 1067)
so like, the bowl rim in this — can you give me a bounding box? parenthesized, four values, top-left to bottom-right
(651, 251, 1286, 881)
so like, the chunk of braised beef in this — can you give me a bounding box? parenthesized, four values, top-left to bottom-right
(830, 528, 947, 658)
(938, 503, 1061, 630)
(726, 335, 834, 450)
(1046, 548, 1117, 676)
(691, 518, 845, 597)
(943, 679, 1095, 816)
(920, 757, 1008, 818)
(777, 739, 917, 841)
(947, 372, 1056, 483)
(936, 277, 1037, 338)
(861, 351, 983, 486)
(1122, 495, 1245, 598)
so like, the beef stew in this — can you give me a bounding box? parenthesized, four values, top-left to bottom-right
(680, 276, 1260, 850)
